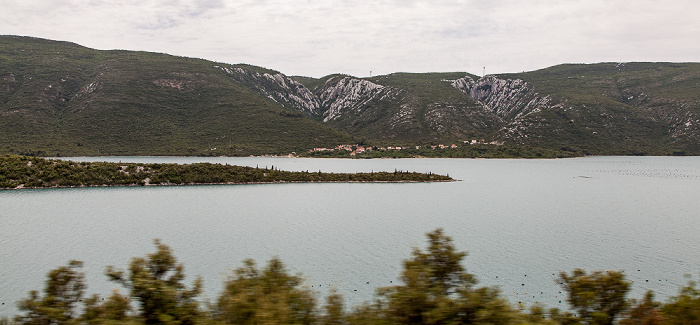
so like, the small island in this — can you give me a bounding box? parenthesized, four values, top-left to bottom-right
(0, 155, 454, 189)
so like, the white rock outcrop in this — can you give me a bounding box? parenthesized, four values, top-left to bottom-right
(216, 66, 321, 116)
(450, 75, 555, 119)
(318, 76, 395, 122)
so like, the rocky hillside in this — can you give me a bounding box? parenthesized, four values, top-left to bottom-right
(216, 65, 322, 117)
(0, 36, 352, 156)
(450, 75, 557, 119)
(2, 36, 699, 156)
(478, 63, 700, 154)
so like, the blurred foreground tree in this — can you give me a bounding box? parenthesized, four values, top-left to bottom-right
(80, 289, 132, 324)
(106, 239, 202, 325)
(363, 228, 519, 324)
(15, 260, 86, 325)
(321, 289, 347, 325)
(660, 275, 700, 324)
(215, 257, 316, 325)
(559, 269, 630, 325)
(19, 231, 700, 325)
(619, 290, 663, 325)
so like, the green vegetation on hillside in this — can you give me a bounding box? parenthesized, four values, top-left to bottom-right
(0, 36, 352, 157)
(303, 143, 583, 159)
(498, 63, 700, 154)
(0, 155, 453, 189)
(319, 72, 500, 146)
(291, 74, 349, 93)
(2, 36, 700, 157)
(369, 72, 478, 100)
(7, 229, 700, 324)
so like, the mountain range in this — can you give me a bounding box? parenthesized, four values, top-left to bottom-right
(2, 35, 699, 156)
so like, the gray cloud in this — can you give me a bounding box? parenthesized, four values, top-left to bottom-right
(2, 0, 699, 77)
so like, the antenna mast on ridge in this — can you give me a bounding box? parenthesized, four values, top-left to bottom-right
(483, 67, 485, 77)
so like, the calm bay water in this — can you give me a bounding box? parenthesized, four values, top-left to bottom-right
(1, 156, 699, 316)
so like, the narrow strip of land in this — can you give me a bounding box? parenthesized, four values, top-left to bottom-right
(0, 156, 454, 189)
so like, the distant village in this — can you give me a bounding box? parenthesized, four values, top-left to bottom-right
(310, 139, 504, 155)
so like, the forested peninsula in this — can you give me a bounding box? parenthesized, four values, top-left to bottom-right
(0, 155, 453, 189)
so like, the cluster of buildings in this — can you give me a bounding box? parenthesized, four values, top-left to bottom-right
(310, 139, 503, 155)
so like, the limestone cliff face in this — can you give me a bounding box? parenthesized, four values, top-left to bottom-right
(317, 76, 401, 122)
(217, 66, 322, 116)
(216, 65, 700, 152)
(450, 75, 557, 119)
(217, 67, 404, 122)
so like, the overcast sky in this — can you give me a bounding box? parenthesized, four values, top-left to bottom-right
(2, 0, 699, 78)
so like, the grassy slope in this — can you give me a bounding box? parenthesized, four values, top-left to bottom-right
(337, 64, 700, 154)
(297, 65, 700, 155)
(372, 72, 502, 144)
(2, 36, 699, 156)
(498, 63, 700, 154)
(0, 36, 353, 156)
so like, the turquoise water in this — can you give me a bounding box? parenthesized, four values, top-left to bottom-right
(1, 156, 699, 316)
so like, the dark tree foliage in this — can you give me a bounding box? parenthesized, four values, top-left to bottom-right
(660, 275, 700, 324)
(0, 155, 453, 189)
(321, 289, 347, 325)
(559, 269, 631, 325)
(80, 289, 132, 324)
(215, 257, 316, 325)
(10, 232, 700, 325)
(106, 239, 202, 325)
(620, 290, 664, 325)
(15, 260, 86, 325)
(373, 228, 517, 325)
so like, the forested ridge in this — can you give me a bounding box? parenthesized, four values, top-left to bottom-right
(4, 229, 699, 325)
(2, 36, 700, 158)
(0, 155, 452, 189)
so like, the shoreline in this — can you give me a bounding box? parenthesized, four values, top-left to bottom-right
(47, 153, 699, 160)
(1, 155, 457, 190)
(1, 179, 458, 191)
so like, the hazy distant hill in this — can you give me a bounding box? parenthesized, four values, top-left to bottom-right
(2, 35, 699, 156)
